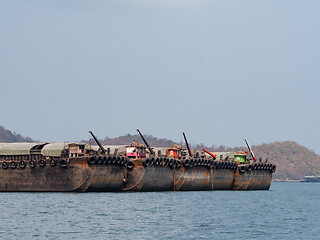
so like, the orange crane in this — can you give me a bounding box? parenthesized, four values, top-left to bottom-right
(201, 148, 216, 160)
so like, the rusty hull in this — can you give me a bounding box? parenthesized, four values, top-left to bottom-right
(86, 164, 125, 192)
(0, 158, 91, 192)
(232, 169, 272, 190)
(123, 160, 235, 191)
(174, 167, 234, 191)
(0, 157, 274, 192)
(123, 160, 174, 191)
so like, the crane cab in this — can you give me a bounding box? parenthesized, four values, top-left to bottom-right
(234, 151, 248, 164)
(126, 142, 146, 159)
(166, 144, 183, 159)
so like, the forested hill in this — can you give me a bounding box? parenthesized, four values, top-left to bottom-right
(252, 141, 320, 181)
(0, 125, 33, 142)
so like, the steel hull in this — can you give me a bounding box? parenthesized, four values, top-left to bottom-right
(123, 161, 174, 191)
(86, 164, 125, 192)
(123, 161, 234, 191)
(231, 169, 272, 190)
(174, 167, 234, 191)
(0, 158, 90, 192)
(0, 157, 274, 192)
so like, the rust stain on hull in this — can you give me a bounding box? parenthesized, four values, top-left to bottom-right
(87, 164, 125, 192)
(232, 169, 272, 190)
(123, 160, 174, 191)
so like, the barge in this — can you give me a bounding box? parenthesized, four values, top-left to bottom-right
(0, 131, 276, 192)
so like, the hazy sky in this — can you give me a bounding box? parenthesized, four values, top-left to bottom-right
(1, 0, 320, 152)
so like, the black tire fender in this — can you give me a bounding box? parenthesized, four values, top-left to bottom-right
(183, 159, 189, 167)
(211, 161, 216, 169)
(239, 165, 246, 173)
(87, 156, 96, 165)
(60, 159, 68, 168)
(220, 161, 225, 169)
(101, 156, 107, 164)
(189, 159, 194, 166)
(227, 162, 232, 169)
(2, 161, 8, 169)
(50, 158, 57, 166)
(10, 161, 17, 169)
(144, 158, 150, 166)
(215, 161, 219, 169)
(233, 162, 238, 170)
(119, 157, 125, 166)
(39, 159, 46, 167)
(123, 158, 128, 166)
(95, 156, 102, 164)
(257, 163, 261, 170)
(115, 156, 121, 165)
(106, 156, 112, 164)
(168, 159, 174, 168)
(29, 160, 36, 168)
(252, 163, 257, 170)
(126, 161, 134, 171)
(19, 160, 26, 169)
(176, 160, 182, 168)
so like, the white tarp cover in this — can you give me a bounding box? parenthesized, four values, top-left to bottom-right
(41, 142, 88, 157)
(0, 142, 47, 155)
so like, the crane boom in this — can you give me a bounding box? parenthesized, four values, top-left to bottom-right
(244, 138, 256, 161)
(137, 129, 154, 155)
(89, 131, 106, 155)
(201, 148, 216, 160)
(183, 132, 193, 157)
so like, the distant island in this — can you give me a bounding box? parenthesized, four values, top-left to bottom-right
(1, 125, 319, 181)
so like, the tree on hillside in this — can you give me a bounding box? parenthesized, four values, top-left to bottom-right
(0, 125, 33, 142)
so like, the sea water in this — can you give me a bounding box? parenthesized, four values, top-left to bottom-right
(0, 182, 319, 239)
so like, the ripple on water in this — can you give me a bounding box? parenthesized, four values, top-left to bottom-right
(0, 183, 320, 239)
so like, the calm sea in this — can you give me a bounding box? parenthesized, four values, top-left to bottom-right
(0, 182, 319, 239)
